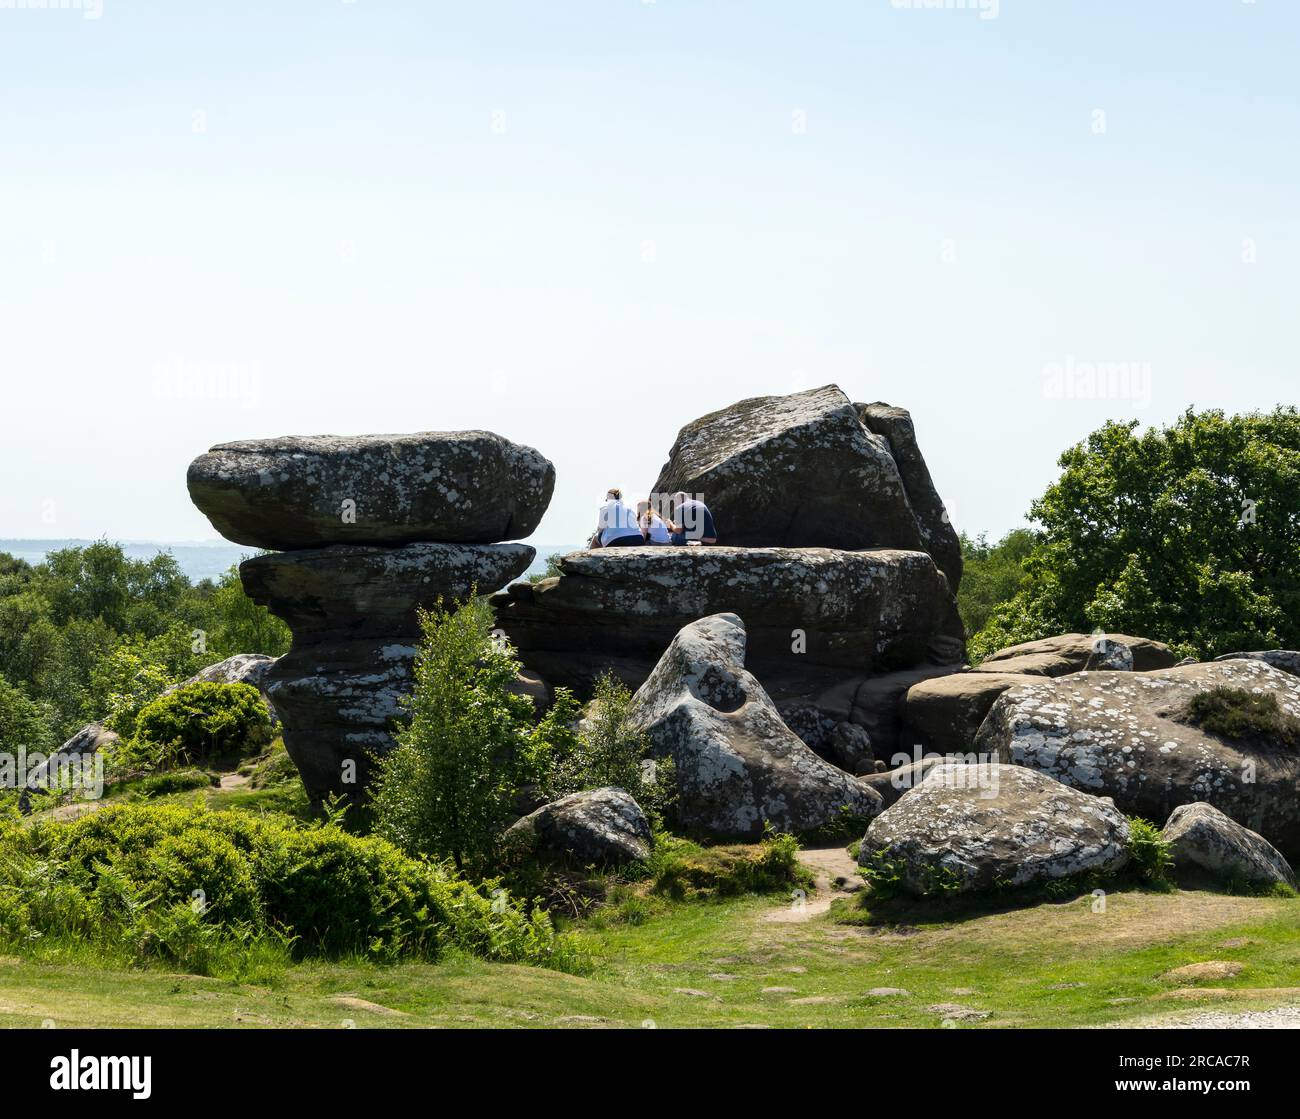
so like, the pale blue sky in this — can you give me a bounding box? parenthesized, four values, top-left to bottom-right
(2, 1, 1296, 545)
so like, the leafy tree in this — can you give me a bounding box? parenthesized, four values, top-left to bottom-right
(970, 408, 1300, 661)
(0, 672, 56, 756)
(204, 565, 291, 658)
(370, 597, 549, 873)
(956, 529, 1035, 639)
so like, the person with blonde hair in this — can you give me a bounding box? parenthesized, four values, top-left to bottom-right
(637, 498, 672, 545)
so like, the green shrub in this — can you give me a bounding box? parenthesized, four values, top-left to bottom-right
(0, 802, 562, 970)
(370, 596, 550, 874)
(647, 829, 811, 900)
(545, 672, 677, 823)
(1124, 817, 1174, 884)
(125, 681, 272, 770)
(1181, 687, 1300, 747)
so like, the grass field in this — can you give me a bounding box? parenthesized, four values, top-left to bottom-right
(3, 870, 1296, 1029)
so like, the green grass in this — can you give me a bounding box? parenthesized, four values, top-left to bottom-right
(2, 859, 1296, 1028)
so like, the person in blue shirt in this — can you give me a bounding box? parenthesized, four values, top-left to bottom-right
(667, 491, 718, 545)
(590, 488, 644, 547)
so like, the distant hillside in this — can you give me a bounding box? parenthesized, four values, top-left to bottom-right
(0, 540, 581, 585)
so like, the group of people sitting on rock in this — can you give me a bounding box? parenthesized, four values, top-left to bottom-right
(589, 489, 718, 549)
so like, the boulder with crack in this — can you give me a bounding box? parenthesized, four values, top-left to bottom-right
(650, 384, 960, 588)
(857, 762, 1131, 895)
(627, 613, 882, 838)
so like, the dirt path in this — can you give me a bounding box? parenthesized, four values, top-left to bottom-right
(763, 845, 861, 923)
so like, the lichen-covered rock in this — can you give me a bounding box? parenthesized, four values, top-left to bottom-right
(650, 385, 957, 577)
(17, 722, 119, 812)
(904, 671, 1041, 754)
(857, 762, 1131, 895)
(856, 401, 962, 590)
(627, 613, 882, 838)
(240, 542, 534, 638)
(239, 542, 534, 805)
(975, 659, 1300, 857)
(1161, 802, 1296, 889)
(972, 632, 1177, 677)
(503, 787, 652, 864)
(776, 700, 874, 774)
(491, 545, 964, 695)
(188, 431, 555, 549)
(1214, 650, 1300, 679)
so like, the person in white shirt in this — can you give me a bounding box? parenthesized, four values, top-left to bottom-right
(591, 488, 644, 547)
(637, 499, 672, 545)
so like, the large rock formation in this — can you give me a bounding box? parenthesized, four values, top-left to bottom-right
(627, 613, 882, 838)
(650, 385, 960, 588)
(1161, 802, 1296, 890)
(188, 431, 554, 550)
(858, 762, 1131, 895)
(492, 546, 963, 697)
(493, 385, 967, 761)
(975, 658, 1300, 857)
(188, 431, 551, 806)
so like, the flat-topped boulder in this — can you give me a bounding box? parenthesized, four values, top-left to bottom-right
(628, 614, 882, 838)
(972, 632, 1178, 676)
(975, 658, 1300, 857)
(858, 762, 1131, 895)
(491, 545, 964, 696)
(188, 431, 554, 549)
(651, 385, 960, 587)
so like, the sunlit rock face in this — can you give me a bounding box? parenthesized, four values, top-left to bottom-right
(188, 431, 554, 550)
(627, 613, 882, 839)
(858, 762, 1131, 895)
(975, 658, 1300, 858)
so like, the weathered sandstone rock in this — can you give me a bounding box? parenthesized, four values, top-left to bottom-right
(975, 658, 1300, 857)
(503, 787, 652, 864)
(1161, 802, 1296, 889)
(903, 671, 1041, 755)
(188, 431, 554, 549)
(241, 542, 535, 804)
(628, 614, 882, 838)
(491, 546, 964, 696)
(1213, 650, 1300, 678)
(856, 402, 962, 590)
(858, 762, 1131, 894)
(650, 386, 956, 579)
(972, 632, 1177, 676)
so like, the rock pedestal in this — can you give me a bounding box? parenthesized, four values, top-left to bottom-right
(188, 432, 552, 806)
